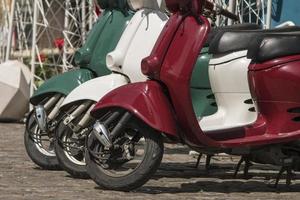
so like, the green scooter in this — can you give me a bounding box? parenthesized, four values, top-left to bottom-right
(24, 0, 134, 170)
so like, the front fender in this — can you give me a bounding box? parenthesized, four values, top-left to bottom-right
(91, 81, 179, 138)
(30, 69, 94, 105)
(60, 74, 128, 108)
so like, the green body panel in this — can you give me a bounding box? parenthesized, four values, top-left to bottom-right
(30, 69, 94, 105)
(74, 11, 114, 66)
(191, 47, 217, 118)
(191, 88, 217, 118)
(86, 10, 133, 76)
(191, 47, 211, 88)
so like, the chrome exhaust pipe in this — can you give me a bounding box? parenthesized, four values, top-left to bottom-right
(35, 105, 47, 132)
(92, 121, 112, 148)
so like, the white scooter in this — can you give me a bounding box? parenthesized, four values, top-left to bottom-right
(54, 0, 168, 178)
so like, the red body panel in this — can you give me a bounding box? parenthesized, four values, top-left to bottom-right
(141, 14, 183, 79)
(159, 15, 220, 147)
(91, 81, 179, 138)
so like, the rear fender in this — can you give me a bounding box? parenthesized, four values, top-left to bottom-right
(91, 81, 179, 138)
(30, 69, 94, 105)
(60, 74, 128, 108)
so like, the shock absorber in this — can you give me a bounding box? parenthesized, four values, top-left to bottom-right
(35, 94, 62, 132)
(91, 110, 129, 148)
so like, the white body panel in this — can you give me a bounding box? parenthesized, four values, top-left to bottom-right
(200, 51, 257, 132)
(61, 74, 128, 107)
(107, 9, 168, 82)
(61, 8, 168, 107)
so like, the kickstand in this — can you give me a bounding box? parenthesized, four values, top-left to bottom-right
(205, 154, 212, 172)
(234, 156, 252, 179)
(274, 166, 294, 188)
(195, 153, 203, 168)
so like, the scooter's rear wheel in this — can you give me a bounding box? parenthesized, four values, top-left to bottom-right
(24, 111, 60, 169)
(86, 117, 164, 191)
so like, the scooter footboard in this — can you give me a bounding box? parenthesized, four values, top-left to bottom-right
(91, 81, 179, 138)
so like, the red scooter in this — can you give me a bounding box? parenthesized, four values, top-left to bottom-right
(86, 0, 300, 191)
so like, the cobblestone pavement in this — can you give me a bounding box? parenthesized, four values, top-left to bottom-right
(1, 123, 300, 200)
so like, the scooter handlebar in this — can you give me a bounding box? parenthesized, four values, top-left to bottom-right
(204, 0, 239, 21)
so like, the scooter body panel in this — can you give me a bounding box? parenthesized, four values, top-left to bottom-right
(248, 55, 300, 135)
(74, 10, 114, 66)
(191, 48, 217, 118)
(107, 9, 168, 82)
(85, 10, 134, 77)
(158, 15, 218, 146)
(91, 81, 179, 138)
(30, 69, 94, 105)
(200, 51, 257, 131)
(60, 74, 129, 108)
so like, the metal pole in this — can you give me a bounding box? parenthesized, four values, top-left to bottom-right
(62, 0, 70, 71)
(81, 0, 86, 42)
(228, 0, 236, 25)
(5, 0, 16, 61)
(88, 0, 93, 30)
(30, 0, 38, 109)
(266, 0, 272, 29)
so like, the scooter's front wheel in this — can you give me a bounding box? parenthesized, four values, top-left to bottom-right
(86, 116, 164, 191)
(24, 111, 60, 169)
(54, 121, 89, 178)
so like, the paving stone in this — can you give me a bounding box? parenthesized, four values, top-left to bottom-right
(0, 123, 300, 200)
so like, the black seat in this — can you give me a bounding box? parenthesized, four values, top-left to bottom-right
(208, 26, 300, 54)
(205, 23, 261, 46)
(247, 34, 300, 63)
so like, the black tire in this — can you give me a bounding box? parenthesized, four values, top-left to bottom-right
(24, 111, 60, 170)
(54, 121, 89, 179)
(86, 119, 164, 191)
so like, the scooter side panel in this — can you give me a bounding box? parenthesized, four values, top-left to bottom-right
(160, 16, 218, 146)
(60, 74, 128, 108)
(106, 10, 146, 71)
(191, 88, 216, 118)
(199, 52, 257, 131)
(30, 69, 94, 105)
(249, 58, 300, 102)
(190, 47, 217, 118)
(86, 10, 134, 77)
(209, 52, 250, 93)
(91, 81, 179, 138)
(248, 58, 300, 135)
(121, 10, 168, 82)
(190, 47, 211, 89)
(74, 10, 112, 66)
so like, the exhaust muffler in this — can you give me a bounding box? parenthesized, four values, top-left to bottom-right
(35, 105, 48, 132)
(92, 121, 112, 148)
